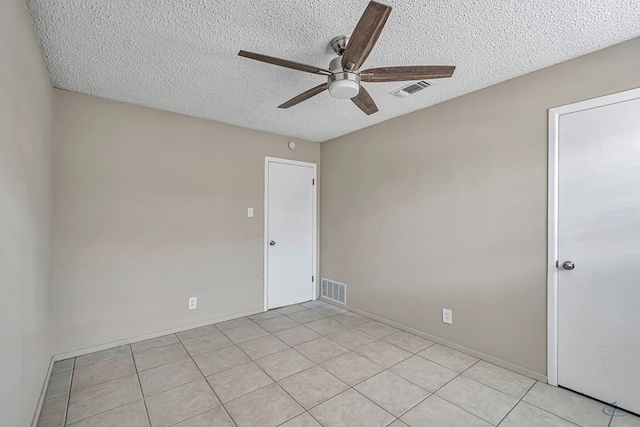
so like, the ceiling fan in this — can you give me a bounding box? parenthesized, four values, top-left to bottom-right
(238, 1, 456, 115)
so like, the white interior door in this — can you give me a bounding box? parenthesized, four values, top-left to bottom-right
(265, 158, 316, 309)
(557, 95, 640, 414)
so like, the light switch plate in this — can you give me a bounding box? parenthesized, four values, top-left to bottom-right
(247, 207, 254, 218)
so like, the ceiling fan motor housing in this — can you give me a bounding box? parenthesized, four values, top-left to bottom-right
(328, 57, 361, 99)
(330, 35, 350, 56)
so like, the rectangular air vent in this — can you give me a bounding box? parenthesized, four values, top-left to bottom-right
(321, 278, 347, 305)
(390, 80, 432, 98)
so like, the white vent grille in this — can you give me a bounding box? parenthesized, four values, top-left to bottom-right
(321, 278, 347, 304)
(390, 80, 432, 98)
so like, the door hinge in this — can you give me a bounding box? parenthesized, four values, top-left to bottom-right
(312, 276, 314, 282)
(312, 179, 315, 185)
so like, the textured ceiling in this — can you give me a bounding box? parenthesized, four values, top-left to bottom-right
(27, 0, 640, 142)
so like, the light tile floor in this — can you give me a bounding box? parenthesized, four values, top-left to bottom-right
(37, 300, 639, 427)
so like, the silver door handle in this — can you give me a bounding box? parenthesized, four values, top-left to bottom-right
(562, 261, 575, 270)
(269, 241, 276, 246)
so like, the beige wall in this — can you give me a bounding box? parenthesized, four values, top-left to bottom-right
(52, 90, 320, 354)
(0, 0, 53, 424)
(320, 37, 640, 377)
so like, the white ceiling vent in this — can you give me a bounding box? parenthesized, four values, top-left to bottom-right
(390, 81, 432, 98)
(321, 278, 347, 305)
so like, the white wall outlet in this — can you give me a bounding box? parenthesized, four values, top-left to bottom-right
(247, 207, 254, 218)
(442, 308, 453, 324)
(188, 297, 197, 310)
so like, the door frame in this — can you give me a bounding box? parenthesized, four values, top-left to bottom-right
(547, 87, 640, 386)
(264, 156, 318, 311)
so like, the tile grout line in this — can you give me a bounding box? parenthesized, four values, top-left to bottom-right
(227, 332, 304, 425)
(519, 386, 587, 426)
(348, 387, 401, 422)
(222, 314, 399, 425)
(285, 358, 350, 410)
(172, 337, 239, 427)
(63, 348, 143, 425)
(398, 360, 489, 425)
(64, 354, 141, 395)
(61, 358, 74, 427)
(78, 333, 232, 425)
(341, 335, 459, 393)
(273, 411, 324, 427)
(305, 313, 420, 424)
(453, 363, 528, 402)
(129, 346, 153, 427)
(72, 345, 130, 369)
(181, 334, 239, 427)
(393, 354, 478, 420)
(268, 325, 414, 421)
(142, 377, 202, 401)
(355, 369, 435, 421)
(495, 380, 538, 426)
(414, 344, 480, 375)
(392, 345, 551, 424)
(242, 311, 450, 423)
(517, 390, 596, 427)
(219, 316, 362, 423)
(275, 359, 396, 423)
(458, 360, 536, 399)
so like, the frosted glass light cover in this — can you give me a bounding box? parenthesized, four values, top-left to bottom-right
(328, 79, 360, 99)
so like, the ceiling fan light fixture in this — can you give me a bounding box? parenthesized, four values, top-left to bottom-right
(328, 79, 360, 99)
(327, 72, 361, 99)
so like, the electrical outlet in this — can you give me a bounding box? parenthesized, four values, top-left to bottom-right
(188, 297, 197, 310)
(442, 308, 453, 324)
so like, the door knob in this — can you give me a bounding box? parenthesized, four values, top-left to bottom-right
(269, 241, 276, 246)
(562, 261, 575, 270)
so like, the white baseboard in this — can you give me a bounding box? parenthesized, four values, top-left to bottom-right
(320, 298, 548, 383)
(53, 308, 264, 361)
(31, 356, 55, 427)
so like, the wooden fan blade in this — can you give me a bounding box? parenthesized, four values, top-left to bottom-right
(239, 51, 331, 76)
(341, 1, 391, 71)
(361, 66, 456, 82)
(351, 86, 378, 115)
(278, 84, 328, 109)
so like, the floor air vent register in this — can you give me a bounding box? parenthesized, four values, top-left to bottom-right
(321, 278, 347, 304)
